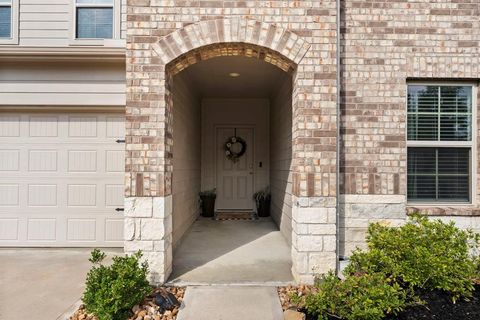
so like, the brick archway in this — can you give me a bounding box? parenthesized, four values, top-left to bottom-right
(125, 17, 338, 284)
(152, 17, 311, 69)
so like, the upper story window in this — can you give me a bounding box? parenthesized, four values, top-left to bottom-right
(407, 84, 475, 203)
(0, 0, 12, 38)
(75, 0, 114, 39)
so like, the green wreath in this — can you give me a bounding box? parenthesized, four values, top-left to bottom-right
(224, 136, 247, 162)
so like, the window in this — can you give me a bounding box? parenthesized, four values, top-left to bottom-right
(0, 0, 12, 38)
(407, 84, 474, 203)
(75, 0, 114, 39)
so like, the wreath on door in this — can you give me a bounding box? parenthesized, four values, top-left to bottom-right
(224, 136, 247, 163)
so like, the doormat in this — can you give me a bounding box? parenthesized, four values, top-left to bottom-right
(215, 212, 258, 221)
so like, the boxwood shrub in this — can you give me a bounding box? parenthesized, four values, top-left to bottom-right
(82, 249, 151, 320)
(302, 215, 480, 320)
(345, 215, 480, 301)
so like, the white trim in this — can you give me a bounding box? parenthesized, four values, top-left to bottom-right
(0, 0, 19, 45)
(69, 0, 122, 47)
(406, 81, 477, 206)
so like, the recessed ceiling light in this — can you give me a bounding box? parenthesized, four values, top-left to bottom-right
(229, 72, 240, 78)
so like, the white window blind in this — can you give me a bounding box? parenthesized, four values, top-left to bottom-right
(407, 85, 473, 203)
(0, 0, 12, 38)
(75, 0, 114, 39)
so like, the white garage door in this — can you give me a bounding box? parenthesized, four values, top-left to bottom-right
(0, 112, 125, 247)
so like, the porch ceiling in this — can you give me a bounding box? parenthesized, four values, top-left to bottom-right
(176, 56, 289, 99)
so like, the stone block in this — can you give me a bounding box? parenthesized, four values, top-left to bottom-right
(153, 195, 173, 218)
(124, 217, 135, 241)
(292, 250, 309, 274)
(124, 240, 154, 252)
(309, 252, 336, 274)
(296, 235, 323, 252)
(308, 224, 336, 235)
(141, 218, 167, 240)
(293, 207, 329, 224)
(125, 197, 153, 218)
(323, 235, 336, 251)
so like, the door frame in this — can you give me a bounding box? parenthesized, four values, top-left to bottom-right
(214, 124, 256, 212)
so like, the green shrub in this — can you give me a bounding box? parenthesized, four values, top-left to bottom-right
(345, 215, 480, 301)
(82, 249, 151, 320)
(304, 271, 407, 320)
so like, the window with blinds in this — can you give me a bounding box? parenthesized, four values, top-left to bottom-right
(75, 0, 114, 39)
(407, 85, 474, 203)
(0, 0, 12, 38)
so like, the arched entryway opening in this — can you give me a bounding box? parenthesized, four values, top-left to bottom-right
(125, 18, 338, 285)
(167, 45, 295, 283)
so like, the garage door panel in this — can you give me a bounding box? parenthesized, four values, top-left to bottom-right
(29, 116, 58, 137)
(68, 116, 98, 137)
(0, 218, 19, 240)
(0, 115, 21, 136)
(27, 218, 57, 240)
(0, 149, 20, 171)
(67, 219, 97, 241)
(0, 184, 20, 206)
(105, 184, 124, 207)
(105, 219, 123, 241)
(29, 150, 58, 171)
(0, 112, 124, 247)
(68, 150, 97, 172)
(106, 150, 124, 172)
(28, 184, 57, 206)
(106, 116, 125, 138)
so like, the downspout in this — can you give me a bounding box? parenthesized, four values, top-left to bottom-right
(335, 0, 342, 276)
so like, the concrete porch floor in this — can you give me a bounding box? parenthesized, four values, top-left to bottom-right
(168, 217, 294, 285)
(0, 248, 121, 320)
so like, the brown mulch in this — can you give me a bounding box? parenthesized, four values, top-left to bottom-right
(277, 285, 316, 311)
(70, 287, 185, 320)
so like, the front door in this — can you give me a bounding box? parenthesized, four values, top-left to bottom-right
(216, 127, 254, 211)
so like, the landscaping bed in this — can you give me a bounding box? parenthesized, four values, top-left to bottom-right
(279, 285, 480, 320)
(385, 284, 480, 320)
(70, 286, 185, 320)
(278, 216, 480, 320)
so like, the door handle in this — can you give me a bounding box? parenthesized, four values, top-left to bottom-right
(249, 172, 253, 175)
(115, 208, 124, 212)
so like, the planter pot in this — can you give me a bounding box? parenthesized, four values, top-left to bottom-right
(256, 200, 270, 217)
(200, 196, 216, 217)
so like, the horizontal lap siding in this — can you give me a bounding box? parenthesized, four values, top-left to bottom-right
(0, 60, 126, 106)
(15, 0, 126, 46)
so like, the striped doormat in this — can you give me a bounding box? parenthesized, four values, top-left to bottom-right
(215, 212, 258, 221)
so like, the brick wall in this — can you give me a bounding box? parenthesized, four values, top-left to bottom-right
(126, 1, 339, 283)
(125, 0, 480, 282)
(339, 0, 480, 255)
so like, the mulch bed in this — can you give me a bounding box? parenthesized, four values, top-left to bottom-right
(70, 286, 185, 320)
(278, 285, 480, 320)
(386, 284, 480, 320)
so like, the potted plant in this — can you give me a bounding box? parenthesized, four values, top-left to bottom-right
(253, 187, 271, 217)
(199, 188, 216, 217)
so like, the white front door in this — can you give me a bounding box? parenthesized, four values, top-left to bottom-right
(216, 127, 254, 211)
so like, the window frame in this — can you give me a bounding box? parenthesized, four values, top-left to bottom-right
(0, 0, 19, 45)
(406, 81, 477, 206)
(70, 0, 121, 46)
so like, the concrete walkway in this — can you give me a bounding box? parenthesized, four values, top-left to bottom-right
(168, 218, 294, 285)
(0, 248, 121, 320)
(176, 286, 283, 320)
